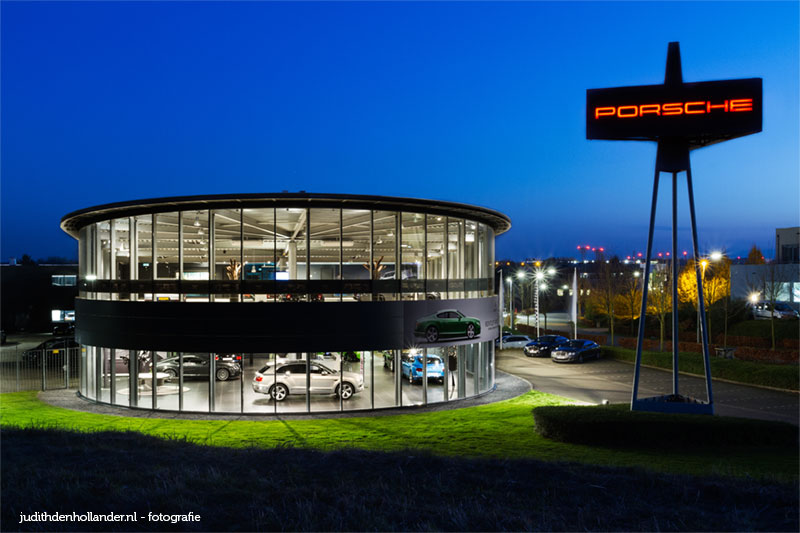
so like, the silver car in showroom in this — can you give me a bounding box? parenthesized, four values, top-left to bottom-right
(252, 361, 364, 401)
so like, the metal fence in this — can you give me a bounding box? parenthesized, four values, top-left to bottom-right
(0, 347, 81, 393)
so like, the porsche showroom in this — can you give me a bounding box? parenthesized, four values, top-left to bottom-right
(60, 193, 510, 414)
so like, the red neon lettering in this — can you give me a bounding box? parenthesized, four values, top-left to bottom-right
(595, 107, 616, 119)
(662, 102, 683, 116)
(592, 98, 754, 119)
(706, 100, 729, 112)
(730, 98, 753, 112)
(684, 101, 706, 114)
(639, 104, 661, 116)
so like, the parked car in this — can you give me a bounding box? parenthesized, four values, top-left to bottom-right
(414, 309, 481, 343)
(215, 353, 243, 364)
(496, 335, 534, 349)
(52, 323, 75, 336)
(158, 354, 242, 381)
(400, 353, 445, 384)
(523, 335, 570, 357)
(252, 361, 364, 401)
(22, 337, 80, 365)
(750, 301, 799, 320)
(551, 340, 602, 363)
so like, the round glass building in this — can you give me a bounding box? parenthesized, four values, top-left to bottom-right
(61, 193, 510, 414)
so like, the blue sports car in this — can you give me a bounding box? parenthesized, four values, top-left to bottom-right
(401, 353, 445, 384)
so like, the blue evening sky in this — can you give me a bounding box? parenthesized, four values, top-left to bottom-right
(2, 1, 798, 262)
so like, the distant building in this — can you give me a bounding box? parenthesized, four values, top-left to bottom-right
(0, 264, 78, 332)
(775, 227, 799, 263)
(730, 263, 800, 309)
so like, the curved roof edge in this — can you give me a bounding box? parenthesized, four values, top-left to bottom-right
(61, 192, 511, 238)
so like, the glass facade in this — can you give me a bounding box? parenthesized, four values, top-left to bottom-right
(80, 207, 495, 301)
(79, 342, 494, 414)
(69, 199, 505, 414)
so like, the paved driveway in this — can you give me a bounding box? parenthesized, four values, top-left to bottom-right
(497, 348, 799, 425)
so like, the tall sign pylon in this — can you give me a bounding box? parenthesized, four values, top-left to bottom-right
(586, 42, 762, 414)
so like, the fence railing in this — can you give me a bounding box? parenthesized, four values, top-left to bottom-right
(0, 347, 81, 393)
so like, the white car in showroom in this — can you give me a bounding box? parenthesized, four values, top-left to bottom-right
(252, 361, 364, 401)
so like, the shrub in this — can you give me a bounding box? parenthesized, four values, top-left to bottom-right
(532, 404, 799, 448)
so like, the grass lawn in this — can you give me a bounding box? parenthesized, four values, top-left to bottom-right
(604, 346, 799, 391)
(3, 427, 797, 532)
(1, 390, 797, 482)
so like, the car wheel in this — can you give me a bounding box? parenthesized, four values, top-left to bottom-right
(164, 368, 178, 381)
(215, 368, 230, 381)
(578, 354, 584, 364)
(425, 326, 439, 343)
(408, 372, 415, 385)
(339, 382, 355, 400)
(270, 383, 288, 401)
(466, 323, 475, 339)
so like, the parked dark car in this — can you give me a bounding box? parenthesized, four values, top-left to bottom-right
(523, 335, 569, 357)
(551, 340, 602, 363)
(158, 354, 242, 381)
(22, 337, 80, 365)
(52, 323, 75, 336)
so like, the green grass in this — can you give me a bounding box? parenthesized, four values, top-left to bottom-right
(1, 390, 797, 482)
(604, 346, 799, 391)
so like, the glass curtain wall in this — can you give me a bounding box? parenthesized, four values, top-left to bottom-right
(242, 208, 277, 302)
(309, 208, 341, 302)
(213, 208, 242, 302)
(401, 213, 425, 299)
(448, 218, 464, 299)
(275, 208, 307, 286)
(426, 215, 446, 299)
(155, 213, 180, 300)
(135, 215, 153, 301)
(372, 211, 397, 301)
(181, 211, 209, 301)
(342, 209, 371, 301)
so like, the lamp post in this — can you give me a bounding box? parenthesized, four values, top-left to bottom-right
(506, 277, 514, 333)
(516, 270, 529, 326)
(535, 271, 545, 337)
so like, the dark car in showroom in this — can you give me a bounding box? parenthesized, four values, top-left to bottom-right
(551, 340, 602, 363)
(523, 335, 569, 357)
(158, 354, 242, 381)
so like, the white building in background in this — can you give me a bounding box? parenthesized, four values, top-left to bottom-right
(775, 227, 800, 264)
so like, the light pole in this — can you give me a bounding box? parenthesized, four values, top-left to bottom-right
(506, 277, 513, 333)
(535, 271, 544, 337)
(517, 270, 529, 326)
(697, 258, 708, 343)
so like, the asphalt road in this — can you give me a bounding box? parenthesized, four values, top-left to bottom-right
(496, 348, 800, 425)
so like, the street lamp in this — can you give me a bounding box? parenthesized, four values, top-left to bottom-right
(535, 271, 545, 337)
(517, 270, 530, 326)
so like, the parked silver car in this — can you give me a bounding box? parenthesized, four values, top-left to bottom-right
(252, 361, 364, 401)
(750, 301, 799, 320)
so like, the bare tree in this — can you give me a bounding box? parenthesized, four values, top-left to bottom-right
(621, 269, 642, 336)
(648, 267, 672, 352)
(595, 256, 621, 345)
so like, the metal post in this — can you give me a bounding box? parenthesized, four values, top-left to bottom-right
(631, 167, 661, 407)
(671, 172, 679, 395)
(178, 352, 183, 412)
(422, 348, 428, 405)
(686, 165, 714, 410)
(535, 277, 540, 338)
(42, 350, 47, 391)
(16, 347, 20, 392)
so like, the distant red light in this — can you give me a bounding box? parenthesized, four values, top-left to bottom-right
(637, 253, 643, 257)
(577, 246, 581, 250)
(657, 253, 663, 257)
(683, 251, 688, 256)
(599, 247, 605, 252)
(666, 252, 670, 256)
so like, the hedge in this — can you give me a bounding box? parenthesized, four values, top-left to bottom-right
(603, 346, 799, 391)
(532, 404, 799, 448)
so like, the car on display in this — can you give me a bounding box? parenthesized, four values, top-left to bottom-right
(159, 354, 242, 381)
(551, 340, 602, 364)
(523, 335, 570, 357)
(749, 301, 799, 320)
(414, 309, 481, 343)
(400, 353, 445, 384)
(496, 335, 534, 349)
(251, 361, 364, 401)
(22, 337, 80, 365)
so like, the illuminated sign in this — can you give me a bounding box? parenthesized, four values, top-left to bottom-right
(587, 78, 762, 146)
